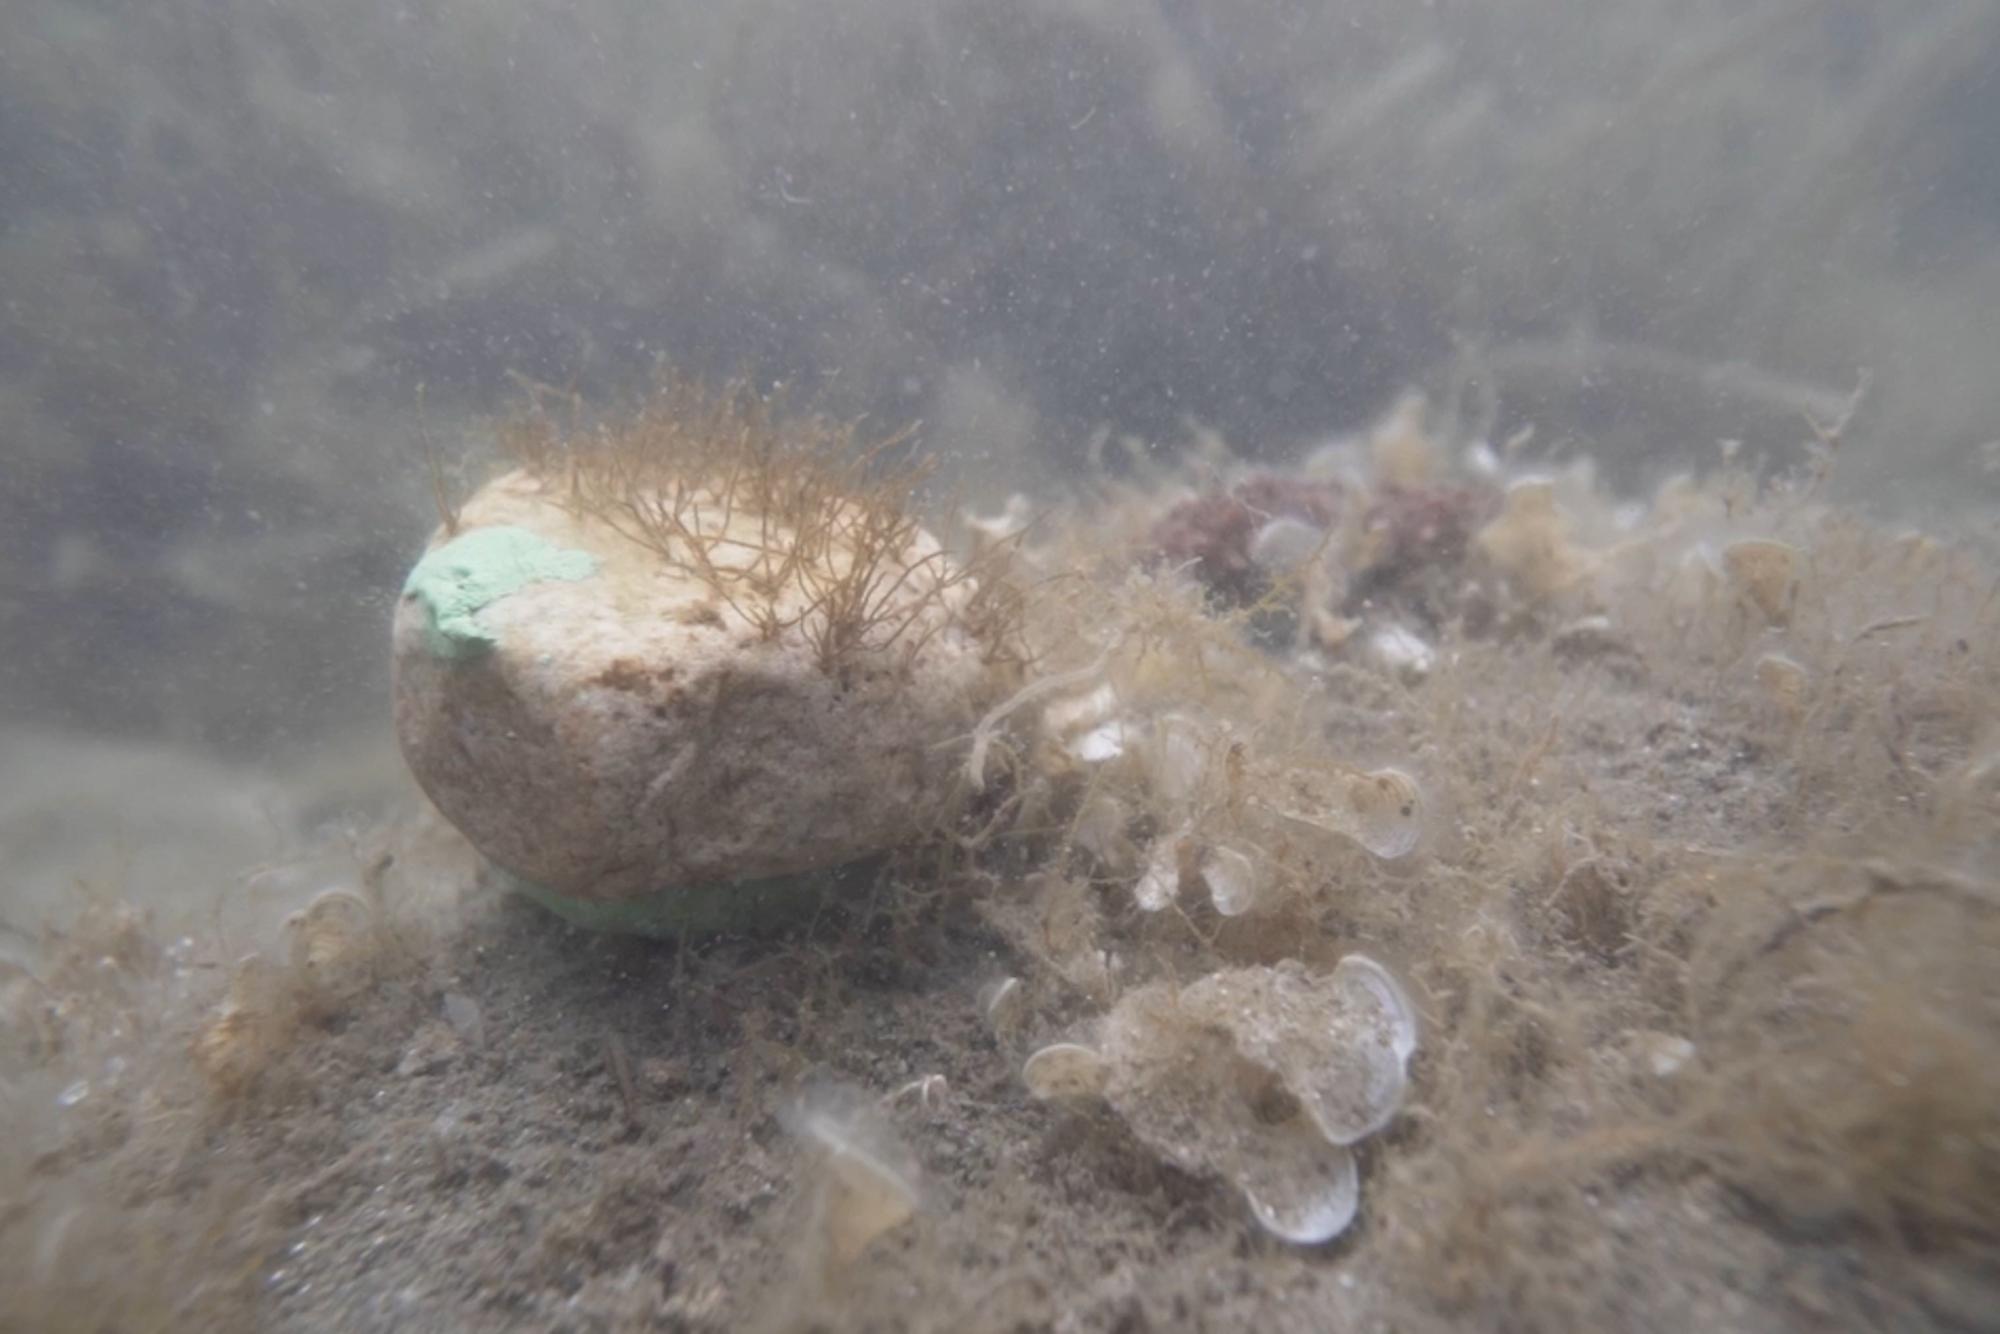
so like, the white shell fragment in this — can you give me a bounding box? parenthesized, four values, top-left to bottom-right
(1260, 763, 1424, 860)
(1022, 1042, 1111, 1102)
(1200, 845, 1261, 917)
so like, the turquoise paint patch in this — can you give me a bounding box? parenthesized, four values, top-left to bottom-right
(402, 525, 599, 660)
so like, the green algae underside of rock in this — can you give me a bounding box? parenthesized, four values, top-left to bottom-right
(402, 525, 600, 661)
(498, 859, 883, 937)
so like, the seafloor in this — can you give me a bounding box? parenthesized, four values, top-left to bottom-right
(3, 425, 1996, 1334)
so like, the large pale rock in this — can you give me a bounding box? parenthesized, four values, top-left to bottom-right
(393, 470, 996, 927)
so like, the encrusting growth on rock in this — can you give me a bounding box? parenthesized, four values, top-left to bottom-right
(392, 380, 1021, 932)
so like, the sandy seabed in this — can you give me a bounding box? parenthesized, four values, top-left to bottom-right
(3, 447, 1997, 1334)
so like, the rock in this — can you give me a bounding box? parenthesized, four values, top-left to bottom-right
(393, 453, 1001, 933)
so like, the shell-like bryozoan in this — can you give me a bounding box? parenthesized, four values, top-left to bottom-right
(1147, 714, 1210, 804)
(1755, 652, 1809, 720)
(1475, 479, 1595, 599)
(1022, 1042, 1111, 1102)
(1179, 959, 1413, 1146)
(1236, 1124, 1360, 1246)
(785, 1086, 921, 1268)
(980, 976, 1025, 1037)
(1249, 517, 1329, 575)
(284, 889, 376, 1002)
(1098, 986, 1365, 1245)
(1200, 845, 1261, 917)
(1722, 538, 1801, 626)
(1259, 763, 1424, 860)
(1334, 954, 1420, 1064)
(1072, 793, 1137, 872)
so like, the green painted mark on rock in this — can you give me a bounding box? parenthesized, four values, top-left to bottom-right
(402, 525, 599, 661)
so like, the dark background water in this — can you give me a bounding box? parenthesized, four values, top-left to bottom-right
(3, 0, 1997, 756)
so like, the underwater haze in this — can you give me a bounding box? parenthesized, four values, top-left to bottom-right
(3, 2, 1999, 1331)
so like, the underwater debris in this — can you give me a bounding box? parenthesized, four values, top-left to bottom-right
(393, 386, 1015, 931)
